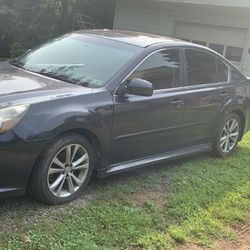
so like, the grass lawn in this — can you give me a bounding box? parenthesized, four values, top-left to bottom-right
(0, 134, 250, 249)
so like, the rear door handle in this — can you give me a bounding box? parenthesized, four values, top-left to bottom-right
(219, 92, 229, 97)
(171, 100, 183, 104)
(170, 99, 184, 107)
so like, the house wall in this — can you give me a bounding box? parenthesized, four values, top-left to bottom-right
(154, 0, 250, 8)
(114, 0, 250, 76)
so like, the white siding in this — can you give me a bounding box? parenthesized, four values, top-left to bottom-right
(114, 0, 250, 76)
(154, 0, 250, 8)
(242, 29, 250, 76)
(114, 0, 175, 35)
(175, 22, 247, 70)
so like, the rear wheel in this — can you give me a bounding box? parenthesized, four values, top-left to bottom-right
(213, 113, 241, 157)
(29, 133, 94, 205)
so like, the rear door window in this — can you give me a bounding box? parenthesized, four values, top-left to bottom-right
(230, 67, 246, 83)
(185, 49, 230, 85)
(216, 59, 228, 82)
(185, 49, 217, 85)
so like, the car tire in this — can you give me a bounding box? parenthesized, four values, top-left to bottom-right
(213, 113, 242, 158)
(29, 133, 94, 205)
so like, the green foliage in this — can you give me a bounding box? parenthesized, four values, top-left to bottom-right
(137, 232, 173, 250)
(10, 42, 26, 58)
(167, 181, 250, 246)
(168, 226, 187, 243)
(0, 0, 115, 57)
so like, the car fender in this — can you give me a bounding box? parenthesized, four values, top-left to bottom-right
(214, 95, 249, 138)
(13, 97, 114, 153)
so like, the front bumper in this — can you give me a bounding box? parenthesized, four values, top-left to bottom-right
(0, 131, 47, 198)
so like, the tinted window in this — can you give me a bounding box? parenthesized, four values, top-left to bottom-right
(225, 46, 243, 62)
(185, 49, 217, 85)
(230, 67, 246, 83)
(217, 59, 228, 82)
(17, 35, 141, 88)
(209, 43, 224, 55)
(129, 49, 180, 90)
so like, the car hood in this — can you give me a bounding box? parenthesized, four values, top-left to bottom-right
(0, 62, 95, 106)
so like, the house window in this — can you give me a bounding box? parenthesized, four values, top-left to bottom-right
(209, 43, 224, 55)
(225, 46, 243, 62)
(179, 38, 190, 42)
(193, 40, 207, 46)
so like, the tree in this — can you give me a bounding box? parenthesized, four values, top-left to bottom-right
(0, 0, 116, 57)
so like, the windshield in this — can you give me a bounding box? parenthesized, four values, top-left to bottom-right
(13, 34, 142, 88)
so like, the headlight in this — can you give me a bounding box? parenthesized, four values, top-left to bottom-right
(0, 104, 30, 133)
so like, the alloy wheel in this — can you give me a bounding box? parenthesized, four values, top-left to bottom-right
(47, 144, 89, 198)
(220, 118, 240, 153)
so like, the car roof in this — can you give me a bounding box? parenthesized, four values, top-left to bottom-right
(74, 29, 190, 48)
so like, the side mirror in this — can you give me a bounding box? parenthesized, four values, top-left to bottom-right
(127, 78, 153, 97)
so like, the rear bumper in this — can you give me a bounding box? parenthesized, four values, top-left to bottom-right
(0, 131, 47, 198)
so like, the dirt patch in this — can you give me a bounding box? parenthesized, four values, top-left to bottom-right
(175, 223, 250, 250)
(176, 243, 203, 250)
(215, 223, 250, 250)
(131, 188, 166, 207)
(131, 175, 170, 207)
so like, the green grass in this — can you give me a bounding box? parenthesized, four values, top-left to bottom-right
(1, 134, 250, 249)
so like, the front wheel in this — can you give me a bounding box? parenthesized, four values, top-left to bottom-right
(29, 133, 94, 205)
(213, 113, 241, 158)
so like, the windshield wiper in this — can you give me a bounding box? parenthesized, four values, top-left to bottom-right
(9, 59, 25, 69)
(38, 71, 81, 86)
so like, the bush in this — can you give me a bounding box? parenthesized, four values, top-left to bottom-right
(10, 42, 26, 58)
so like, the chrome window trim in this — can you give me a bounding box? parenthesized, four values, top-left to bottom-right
(183, 47, 231, 88)
(182, 81, 229, 91)
(153, 86, 185, 94)
(114, 46, 233, 96)
(114, 47, 181, 95)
